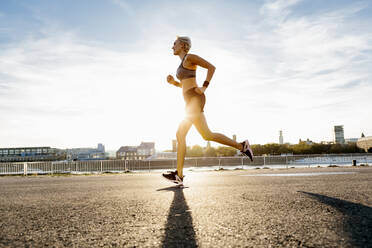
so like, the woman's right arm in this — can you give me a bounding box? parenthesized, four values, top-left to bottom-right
(167, 75, 182, 88)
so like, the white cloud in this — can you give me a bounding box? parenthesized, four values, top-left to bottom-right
(0, 1, 371, 151)
(226, 1, 372, 143)
(260, 0, 302, 23)
(110, 0, 135, 16)
(0, 31, 185, 150)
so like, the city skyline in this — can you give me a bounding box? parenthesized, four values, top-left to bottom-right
(1, 0, 372, 151)
(0, 126, 363, 152)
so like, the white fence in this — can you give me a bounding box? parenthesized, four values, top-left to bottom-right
(0, 154, 371, 176)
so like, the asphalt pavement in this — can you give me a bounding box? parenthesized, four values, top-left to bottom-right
(1, 166, 371, 247)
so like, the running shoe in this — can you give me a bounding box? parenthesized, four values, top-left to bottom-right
(240, 140, 254, 161)
(162, 170, 177, 182)
(162, 170, 184, 185)
(175, 174, 184, 186)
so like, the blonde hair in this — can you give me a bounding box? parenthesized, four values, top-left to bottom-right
(177, 36, 191, 53)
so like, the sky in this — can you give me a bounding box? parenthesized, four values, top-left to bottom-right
(0, 0, 371, 151)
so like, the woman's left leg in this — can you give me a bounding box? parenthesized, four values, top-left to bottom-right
(191, 112, 243, 151)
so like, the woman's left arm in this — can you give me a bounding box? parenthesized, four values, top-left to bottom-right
(187, 54, 215, 92)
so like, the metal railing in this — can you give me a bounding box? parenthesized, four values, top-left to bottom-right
(0, 153, 371, 176)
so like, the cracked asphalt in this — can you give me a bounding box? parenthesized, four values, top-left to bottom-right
(1, 166, 371, 247)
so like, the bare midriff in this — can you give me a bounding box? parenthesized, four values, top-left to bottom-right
(181, 78, 198, 94)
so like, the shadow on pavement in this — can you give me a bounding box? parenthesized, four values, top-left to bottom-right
(157, 186, 197, 247)
(299, 191, 372, 247)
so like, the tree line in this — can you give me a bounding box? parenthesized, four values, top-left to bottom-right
(178, 142, 365, 157)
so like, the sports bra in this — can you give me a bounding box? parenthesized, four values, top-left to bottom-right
(176, 55, 196, 80)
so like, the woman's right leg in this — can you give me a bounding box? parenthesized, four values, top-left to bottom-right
(176, 119, 192, 178)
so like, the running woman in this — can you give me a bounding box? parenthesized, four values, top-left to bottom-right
(162, 36, 253, 185)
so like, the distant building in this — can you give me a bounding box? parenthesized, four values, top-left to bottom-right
(279, 130, 283, 145)
(357, 136, 372, 152)
(138, 142, 155, 157)
(146, 151, 177, 160)
(334, 125, 345, 144)
(345, 138, 358, 144)
(116, 142, 155, 160)
(97, 143, 105, 152)
(116, 146, 138, 160)
(0, 147, 65, 162)
(66, 144, 107, 161)
(233, 134, 237, 142)
(299, 138, 313, 145)
(206, 141, 211, 149)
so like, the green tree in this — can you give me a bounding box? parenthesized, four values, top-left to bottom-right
(292, 142, 312, 154)
(251, 144, 264, 156)
(216, 146, 237, 157)
(329, 143, 344, 153)
(278, 144, 291, 154)
(204, 147, 217, 157)
(264, 143, 281, 155)
(187, 145, 204, 157)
